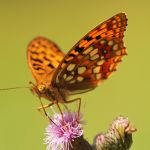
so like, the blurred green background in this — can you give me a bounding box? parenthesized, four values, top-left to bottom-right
(0, 0, 149, 149)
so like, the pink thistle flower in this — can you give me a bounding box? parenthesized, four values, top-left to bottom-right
(44, 111, 83, 150)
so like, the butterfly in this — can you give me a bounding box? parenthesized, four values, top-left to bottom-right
(27, 13, 127, 116)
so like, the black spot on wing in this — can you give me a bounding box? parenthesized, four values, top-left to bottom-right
(41, 51, 46, 55)
(69, 53, 76, 58)
(32, 64, 45, 71)
(30, 57, 43, 63)
(43, 56, 50, 61)
(95, 35, 101, 40)
(30, 51, 38, 55)
(34, 67, 45, 71)
(42, 44, 48, 48)
(84, 36, 93, 41)
(75, 46, 84, 53)
(64, 60, 69, 63)
(48, 63, 55, 69)
(37, 72, 45, 75)
(33, 63, 42, 67)
(50, 54, 55, 57)
(107, 22, 113, 30)
(37, 40, 41, 45)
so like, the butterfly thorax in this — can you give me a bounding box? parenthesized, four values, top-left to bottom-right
(30, 83, 66, 103)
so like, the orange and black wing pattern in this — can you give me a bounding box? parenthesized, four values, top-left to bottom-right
(52, 13, 128, 94)
(27, 37, 65, 84)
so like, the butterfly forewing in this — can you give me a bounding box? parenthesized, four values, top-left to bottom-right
(52, 13, 127, 94)
(27, 37, 65, 84)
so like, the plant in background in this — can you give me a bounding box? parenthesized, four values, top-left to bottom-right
(44, 111, 136, 150)
(93, 116, 136, 150)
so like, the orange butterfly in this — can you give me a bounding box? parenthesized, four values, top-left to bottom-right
(27, 13, 127, 116)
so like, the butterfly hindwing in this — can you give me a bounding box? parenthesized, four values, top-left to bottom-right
(51, 13, 127, 94)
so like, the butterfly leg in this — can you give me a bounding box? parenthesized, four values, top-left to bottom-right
(38, 100, 65, 123)
(65, 98, 81, 122)
(63, 103, 69, 111)
(37, 99, 57, 125)
(56, 102, 65, 122)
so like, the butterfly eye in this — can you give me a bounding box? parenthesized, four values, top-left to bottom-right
(38, 84, 46, 92)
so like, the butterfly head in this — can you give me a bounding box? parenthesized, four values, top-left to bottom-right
(29, 81, 60, 102)
(29, 81, 46, 95)
(37, 84, 46, 93)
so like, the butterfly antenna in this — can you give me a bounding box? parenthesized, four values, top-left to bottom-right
(0, 86, 30, 91)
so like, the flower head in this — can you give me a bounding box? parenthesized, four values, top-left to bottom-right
(110, 116, 137, 137)
(44, 111, 83, 150)
(93, 133, 108, 150)
(93, 116, 136, 150)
